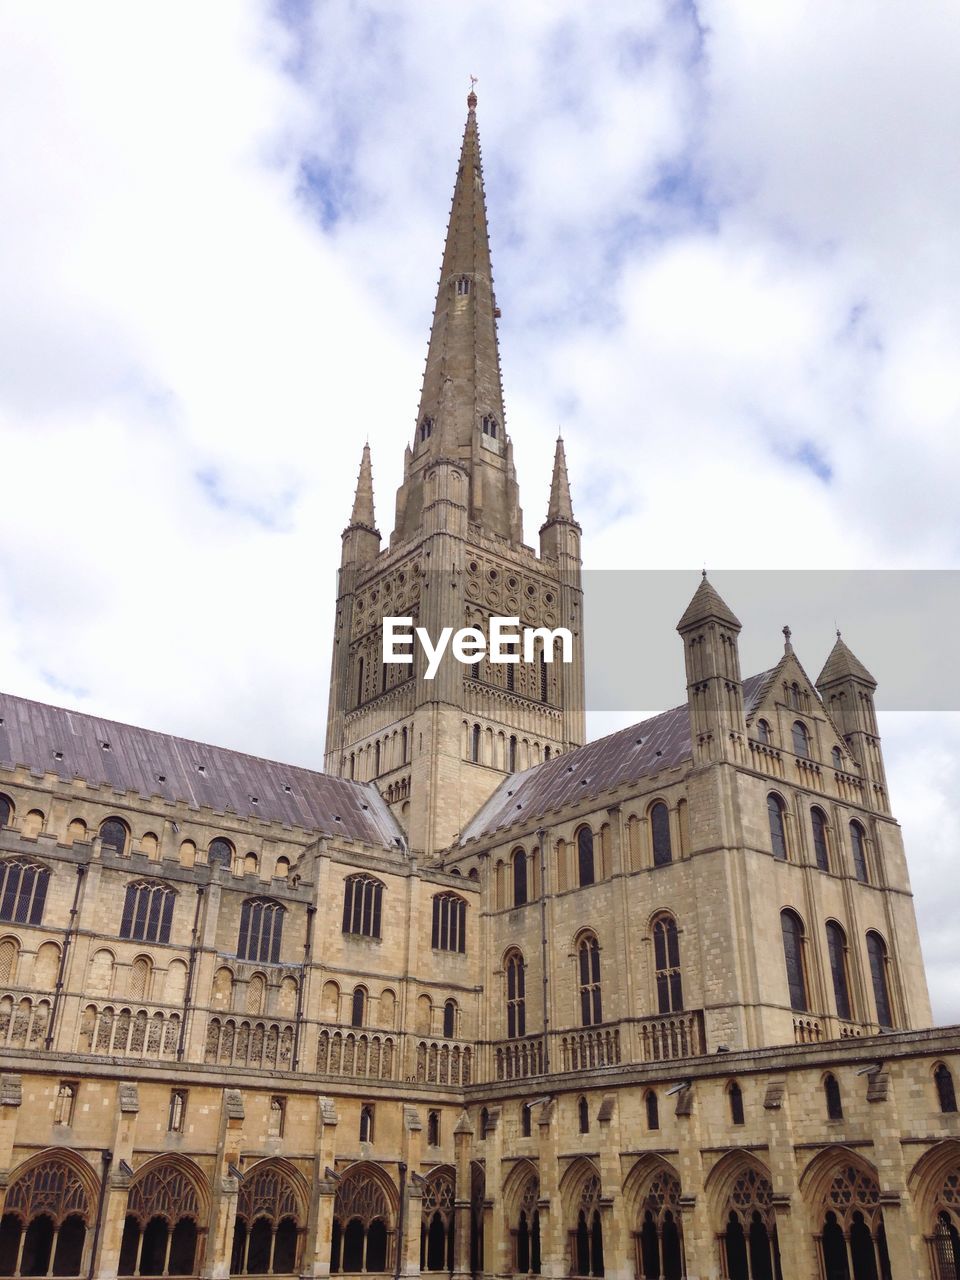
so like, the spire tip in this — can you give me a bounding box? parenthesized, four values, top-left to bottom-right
(467, 75, 478, 111)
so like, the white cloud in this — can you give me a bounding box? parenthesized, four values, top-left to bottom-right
(0, 1, 958, 1019)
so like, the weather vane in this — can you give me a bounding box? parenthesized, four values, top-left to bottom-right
(469, 74, 478, 92)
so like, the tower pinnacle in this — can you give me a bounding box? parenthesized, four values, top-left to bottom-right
(544, 435, 576, 525)
(348, 443, 378, 532)
(391, 94, 522, 545)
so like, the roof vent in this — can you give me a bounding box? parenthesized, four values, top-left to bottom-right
(101, 741, 111, 751)
(361, 803, 369, 811)
(157, 774, 166, 783)
(635, 737, 643, 746)
(250, 796, 259, 805)
(334, 815, 342, 823)
(197, 764, 206, 774)
(53, 751, 63, 761)
(283, 784, 292, 794)
(655, 750, 662, 757)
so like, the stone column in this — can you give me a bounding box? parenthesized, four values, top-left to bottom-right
(300, 1096, 339, 1278)
(92, 1082, 141, 1280)
(202, 1088, 245, 1279)
(452, 1111, 474, 1280)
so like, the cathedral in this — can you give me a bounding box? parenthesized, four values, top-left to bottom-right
(0, 91, 958, 1280)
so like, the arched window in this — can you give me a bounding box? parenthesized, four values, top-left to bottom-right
(342, 874, 384, 938)
(515, 1173, 541, 1274)
(471, 725, 481, 763)
(866, 931, 894, 1028)
(540, 652, 549, 703)
(573, 1175, 604, 1278)
(208, 837, 233, 870)
(578, 934, 602, 1026)
(330, 1168, 390, 1274)
(935, 1063, 958, 1114)
(505, 951, 525, 1039)
(578, 1096, 589, 1134)
(237, 898, 284, 963)
(811, 807, 830, 872)
(512, 848, 528, 907)
(577, 827, 595, 887)
(374, 741, 381, 775)
(427, 1110, 441, 1146)
(274, 856, 290, 880)
(520, 1103, 532, 1138)
(0, 859, 50, 925)
(359, 1104, 375, 1143)
(419, 417, 433, 443)
(720, 1168, 781, 1280)
(443, 999, 457, 1039)
(832, 746, 843, 768)
(780, 909, 808, 1012)
(509, 735, 518, 771)
(457, 276, 471, 296)
(650, 803, 672, 867)
(824, 1073, 843, 1121)
(120, 881, 176, 944)
(790, 681, 802, 710)
(432, 893, 467, 952)
(645, 1091, 659, 1131)
(351, 986, 366, 1028)
(99, 817, 129, 856)
(2, 1155, 93, 1278)
(767, 794, 788, 860)
(757, 720, 770, 745)
(230, 1159, 303, 1275)
(479, 1107, 489, 1139)
(0, 795, 11, 828)
(652, 915, 682, 1013)
(850, 821, 869, 883)
(826, 921, 852, 1021)
(729, 1081, 745, 1125)
(792, 721, 810, 758)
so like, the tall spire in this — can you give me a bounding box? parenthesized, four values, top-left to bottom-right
(545, 435, 575, 524)
(392, 91, 522, 545)
(349, 443, 377, 531)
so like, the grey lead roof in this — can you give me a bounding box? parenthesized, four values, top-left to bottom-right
(0, 691, 404, 850)
(459, 670, 772, 844)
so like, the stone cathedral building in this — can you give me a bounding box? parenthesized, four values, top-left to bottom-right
(0, 92, 958, 1280)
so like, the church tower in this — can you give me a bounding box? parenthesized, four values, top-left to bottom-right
(325, 92, 586, 857)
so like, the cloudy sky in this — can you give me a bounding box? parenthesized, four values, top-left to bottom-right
(1, 2, 958, 1018)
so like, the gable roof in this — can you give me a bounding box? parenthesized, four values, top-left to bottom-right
(0, 691, 404, 851)
(459, 671, 772, 844)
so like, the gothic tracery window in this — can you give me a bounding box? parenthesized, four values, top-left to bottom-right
(231, 1159, 303, 1276)
(1, 1155, 93, 1279)
(0, 859, 50, 926)
(120, 880, 176, 944)
(578, 933, 602, 1027)
(721, 1166, 782, 1280)
(505, 950, 526, 1039)
(237, 897, 284, 963)
(780, 909, 808, 1013)
(432, 893, 467, 952)
(330, 1169, 391, 1273)
(573, 1173, 604, 1278)
(420, 1169, 455, 1273)
(515, 1172, 541, 1274)
(342, 875, 384, 939)
(652, 915, 682, 1014)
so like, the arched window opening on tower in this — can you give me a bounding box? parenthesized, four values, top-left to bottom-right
(512, 848, 528, 907)
(850, 821, 869, 884)
(359, 1103, 375, 1143)
(508, 735, 518, 771)
(789, 681, 803, 710)
(645, 1090, 659, 1131)
(351, 986, 366, 1028)
(866, 931, 894, 1029)
(935, 1063, 958, 1113)
(650, 802, 672, 867)
(505, 950, 525, 1039)
(471, 724, 481, 764)
(427, 1110, 441, 1145)
(432, 892, 467, 952)
(520, 1102, 532, 1138)
(832, 746, 843, 768)
(729, 1081, 745, 1125)
(578, 1096, 589, 1134)
(767, 794, 788, 861)
(120, 881, 176, 945)
(826, 920, 853, 1021)
(237, 898, 284, 963)
(578, 933, 602, 1027)
(0, 795, 12, 828)
(208, 837, 234, 871)
(0, 859, 50, 926)
(456, 276, 471, 296)
(573, 1176, 604, 1278)
(99, 816, 129, 856)
(792, 721, 810, 758)
(756, 719, 771, 745)
(577, 827, 595, 887)
(653, 915, 683, 1014)
(824, 1073, 843, 1120)
(443, 999, 457, 1039)
(419, 416, 433, 442)
(780, 909, 808, 1012)
(811, 807, 830, 872)
(481, 414, 497, 439)
(342, 875, 384, 939)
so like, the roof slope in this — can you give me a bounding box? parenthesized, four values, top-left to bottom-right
(459, 671, 771, 844)
(0, 692, 404, 850)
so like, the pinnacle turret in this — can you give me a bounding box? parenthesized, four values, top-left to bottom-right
(816, 631, 877, 689)
(677, 573, 742, 633)
(545, 436, 575, 524)
(348, 443, 378, 532)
